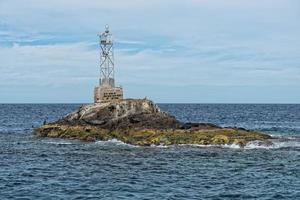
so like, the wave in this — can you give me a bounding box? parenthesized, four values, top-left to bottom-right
(244, 139, 300, 149)
(95, 139, 138, 147)
(43, 141, 74, 145)
(45, 137, 299, 149)
(269, 134, 297, 140)
(150, 144, 171, 148)
(147, 137, 300, 150)
(148, 143, 242, 149)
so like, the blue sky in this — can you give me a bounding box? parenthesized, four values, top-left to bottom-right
(0, 0, 299, 103)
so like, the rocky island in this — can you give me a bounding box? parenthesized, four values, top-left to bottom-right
(34, 99, 272, 147)
(34, 26, 272, 147)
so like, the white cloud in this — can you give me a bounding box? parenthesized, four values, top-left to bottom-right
(0, 43, 97, 86)
(0, 0, 300, 102)
(0, 39, 299, 89)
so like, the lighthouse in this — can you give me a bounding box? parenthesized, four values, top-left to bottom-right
(94, 25, 123, 103)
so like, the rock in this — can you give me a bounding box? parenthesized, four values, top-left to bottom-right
(57, 99, 180, 129)
(34, 99, 272, 147)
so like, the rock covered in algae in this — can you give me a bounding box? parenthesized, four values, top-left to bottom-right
(33, 99, 272, 146)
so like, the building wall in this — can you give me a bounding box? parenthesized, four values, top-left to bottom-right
(94, 86, 123, 103)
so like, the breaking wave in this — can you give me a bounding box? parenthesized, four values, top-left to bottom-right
(42, 139, 74, 145)
(95, 139, 138, 147)
(244, 138, 300, 149)
(43, 136, 300, 150)
(144, 136, 300, 150)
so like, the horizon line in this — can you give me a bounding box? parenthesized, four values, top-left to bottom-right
(0, 102, 299, 105)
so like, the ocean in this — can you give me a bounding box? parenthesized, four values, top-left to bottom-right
(0, 104, 299, 199)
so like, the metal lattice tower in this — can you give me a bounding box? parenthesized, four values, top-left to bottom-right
(98, 24, 115, 87)
(94, 25, 123, 103)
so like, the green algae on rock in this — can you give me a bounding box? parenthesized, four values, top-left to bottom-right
(33, 99, 272, 146)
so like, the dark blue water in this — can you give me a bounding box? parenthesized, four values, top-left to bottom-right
(0, 104, 299, 199)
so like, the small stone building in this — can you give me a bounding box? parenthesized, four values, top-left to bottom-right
(94, 84, 123, 103)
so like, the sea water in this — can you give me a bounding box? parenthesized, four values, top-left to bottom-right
(0, 104, 299, 199)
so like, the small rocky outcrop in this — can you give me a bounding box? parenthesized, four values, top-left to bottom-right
(57, 99, 181, 129)
(34, 99, 272, 146)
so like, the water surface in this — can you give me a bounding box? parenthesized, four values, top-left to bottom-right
(0, 104, 299, 199)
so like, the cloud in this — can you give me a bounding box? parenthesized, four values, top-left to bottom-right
(0, 38, 299, 88)
(0, 43, 97, 86)
(0, 0, 299, 102)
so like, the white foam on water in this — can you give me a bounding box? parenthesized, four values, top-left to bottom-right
(150, 144, 170, 148)
(44, 141, 73, 145)
(269, 134, 297, 140)
(221, 143, 241, 149)
(271, 140, 300, 149)
(151, 143, 262, 149)
(244, 139, 300, 149)
(147, 138, 300, 150)
(95, 139, 137, 147)
(244, 141, 273, 149)
(184, 144, 214, 148)
(94, 137, 300, 150)
(175, 143, 239, 149)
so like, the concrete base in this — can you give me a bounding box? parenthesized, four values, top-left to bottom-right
(94, 86, 123, 103)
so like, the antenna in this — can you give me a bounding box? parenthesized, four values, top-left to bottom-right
(98, 24, 115, 87)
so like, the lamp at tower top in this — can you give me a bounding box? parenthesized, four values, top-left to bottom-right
(99, 25, 112, 46)
(105, 24, 109, 33)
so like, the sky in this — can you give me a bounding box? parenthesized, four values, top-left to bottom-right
(0, 0, 299, 103)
